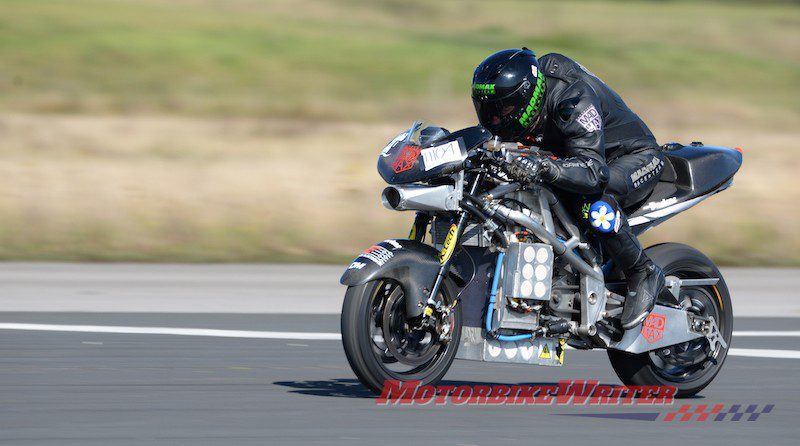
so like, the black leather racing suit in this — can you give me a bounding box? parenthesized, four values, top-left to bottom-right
(525, 53, 665, 273)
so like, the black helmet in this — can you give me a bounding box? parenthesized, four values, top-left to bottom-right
(471, 48, 546, 141)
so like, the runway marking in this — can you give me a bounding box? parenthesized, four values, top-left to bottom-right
(0, 323, 342, 340)
(727, 348, 800, 359)
(1, 323, 799, 359)
(732, 331, 800, 337)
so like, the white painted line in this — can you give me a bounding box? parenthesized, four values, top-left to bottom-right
(1, 323, 799, 360)
(0, 323, 342, 340)
(733, 331, 800, 337)
(728, 348, 800, 359)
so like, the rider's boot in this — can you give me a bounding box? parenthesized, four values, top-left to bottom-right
(600, 213, 665, 330)
(620, 257, 665, 329)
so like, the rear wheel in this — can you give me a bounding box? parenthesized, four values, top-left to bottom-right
(607, 243, 733, 398)
(341, 278, 462, 394)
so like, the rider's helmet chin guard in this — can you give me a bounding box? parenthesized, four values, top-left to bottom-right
(471, 47, 546, 142)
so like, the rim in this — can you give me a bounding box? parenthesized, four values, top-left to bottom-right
(648, 270, 727, 383)
(366, 280, 455, 379)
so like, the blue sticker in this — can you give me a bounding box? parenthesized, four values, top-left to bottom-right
(589, 201, 616, 233)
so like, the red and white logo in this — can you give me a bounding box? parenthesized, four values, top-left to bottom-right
(391, 145, 420, 173)
(641, 313, 666, 344)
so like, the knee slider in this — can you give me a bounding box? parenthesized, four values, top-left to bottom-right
(587, 200, 621, 233)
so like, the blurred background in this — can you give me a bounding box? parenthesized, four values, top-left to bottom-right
(0, 0, 797, 265)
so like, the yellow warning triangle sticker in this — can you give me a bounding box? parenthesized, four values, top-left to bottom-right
(539, 345, 551, 359)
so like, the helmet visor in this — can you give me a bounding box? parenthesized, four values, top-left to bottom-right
(473, 94, 528, 138)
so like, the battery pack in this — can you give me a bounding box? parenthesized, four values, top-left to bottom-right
(502, 242, 553, 301)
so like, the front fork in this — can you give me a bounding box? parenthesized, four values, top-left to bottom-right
(409, 212, 430, 243)
(416, 173, 484, 326)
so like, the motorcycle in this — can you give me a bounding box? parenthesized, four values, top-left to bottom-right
(340, 120, 741, 397)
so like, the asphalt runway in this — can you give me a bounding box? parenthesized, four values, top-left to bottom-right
(0, 264, 798, 445)
(1, 263, 798, 316)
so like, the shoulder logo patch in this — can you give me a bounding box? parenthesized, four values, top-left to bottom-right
(576, 105, 602, 132)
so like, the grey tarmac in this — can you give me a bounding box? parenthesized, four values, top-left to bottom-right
(0, 264, 797, 445)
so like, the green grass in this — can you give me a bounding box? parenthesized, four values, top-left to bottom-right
(1, 0, 798, 121)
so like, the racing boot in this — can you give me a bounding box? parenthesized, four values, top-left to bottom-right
(598, 207, 664, 330)
(620, 257, 665, 329)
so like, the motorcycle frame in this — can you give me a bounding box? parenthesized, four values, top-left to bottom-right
(422, 170, 709, 353)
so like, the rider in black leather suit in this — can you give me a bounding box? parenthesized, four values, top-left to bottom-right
(471, 48, 666, 331)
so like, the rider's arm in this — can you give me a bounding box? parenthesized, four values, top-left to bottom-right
(541, 82, 610, 195)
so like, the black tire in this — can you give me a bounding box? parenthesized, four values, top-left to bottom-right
(341, 278, 462, 394)
(607, 243, 733, 398)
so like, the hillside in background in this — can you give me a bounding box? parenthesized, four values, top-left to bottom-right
(0, 0, 798, 264)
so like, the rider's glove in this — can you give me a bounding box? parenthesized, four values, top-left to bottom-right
(507, 154, 560, 185)
(507, 155, 543, 184)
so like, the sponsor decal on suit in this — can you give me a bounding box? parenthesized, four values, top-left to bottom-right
(576, 105, 602, 132)
(630, 156, 664, 188)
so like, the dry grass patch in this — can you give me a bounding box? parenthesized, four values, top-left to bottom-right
(0, 113, 797, 264)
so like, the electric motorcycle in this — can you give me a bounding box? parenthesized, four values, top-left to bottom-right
(340, 120, 741, 397)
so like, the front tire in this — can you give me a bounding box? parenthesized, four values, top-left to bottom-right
(607, 243, 733, 398)
(341, 278, 462, 394)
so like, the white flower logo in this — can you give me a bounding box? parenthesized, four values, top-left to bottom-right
(591, 205, 615, 231)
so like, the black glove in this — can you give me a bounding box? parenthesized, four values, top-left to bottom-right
(506, 155, 543, 184)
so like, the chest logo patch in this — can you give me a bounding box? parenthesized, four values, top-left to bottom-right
(576, 105, 602, 132)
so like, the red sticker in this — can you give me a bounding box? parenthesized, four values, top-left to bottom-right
(392, 145, 420, 173)
(641, 313, 666, 344)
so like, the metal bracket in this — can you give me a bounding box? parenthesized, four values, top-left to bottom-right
(690, 314, 728, 357)
(581, 268, 606, 329)
(666, 277, 720, 299)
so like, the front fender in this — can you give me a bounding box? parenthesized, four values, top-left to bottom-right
(341, 239, 440, 318)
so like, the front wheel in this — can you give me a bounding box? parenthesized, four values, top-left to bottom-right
(607, 243, 733, 398)
(341, 278, 462, 394)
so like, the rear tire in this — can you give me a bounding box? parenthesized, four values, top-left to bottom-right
(341, 279, 462, 394)
(607, 243, 733, 398)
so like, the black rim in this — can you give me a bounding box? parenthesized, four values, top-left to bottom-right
(365, 280, 455, 379)
(648, 270, 727, 383)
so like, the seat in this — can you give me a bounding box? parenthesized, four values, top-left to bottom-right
(627, 144, 743, 229)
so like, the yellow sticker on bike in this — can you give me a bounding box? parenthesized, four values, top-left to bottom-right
(408, 223, 417, 240)
(439, 224, 458, 265)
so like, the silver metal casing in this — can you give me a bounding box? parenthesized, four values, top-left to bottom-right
(381, 184, 461, 211)
(502, 242, 553, 301)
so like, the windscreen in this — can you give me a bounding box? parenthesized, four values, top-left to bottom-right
(377, 120, 469, 185)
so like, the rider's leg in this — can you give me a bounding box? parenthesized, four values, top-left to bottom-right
(587, 197, 665, 329)
(586, 148, 666, 329)
(605, 147, 664, 207)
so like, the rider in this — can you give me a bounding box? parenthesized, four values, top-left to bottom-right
(471, 48, 665, 331)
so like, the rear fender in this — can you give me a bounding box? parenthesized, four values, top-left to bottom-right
(341, 239, 441, 318)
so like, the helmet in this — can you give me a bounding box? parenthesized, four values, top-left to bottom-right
(471, 48, 546, 141)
